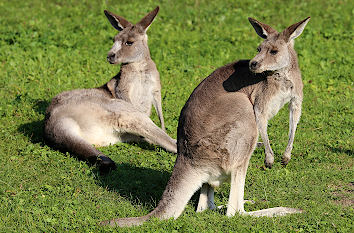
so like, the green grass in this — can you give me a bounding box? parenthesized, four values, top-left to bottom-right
(0, 0, 353, 232)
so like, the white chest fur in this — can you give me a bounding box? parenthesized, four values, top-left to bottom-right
(266, 79, 293, 120)
(267, 91, 291, 120)
(128, 71, 155, 114)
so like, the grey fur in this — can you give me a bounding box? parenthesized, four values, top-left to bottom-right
(44, 6, 176, 172)
(100, 16, 309, 226)
(249, 16, 310, 167)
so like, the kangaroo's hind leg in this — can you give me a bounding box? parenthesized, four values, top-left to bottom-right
(45, 117, 116, 173)
(196, 183, 216, 212)
(226, 162, 249, 216)
(113, 110, 177, 153)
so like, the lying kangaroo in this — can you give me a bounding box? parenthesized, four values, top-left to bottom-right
(44, 6, 177, 173)
(101, 16, 310, 227)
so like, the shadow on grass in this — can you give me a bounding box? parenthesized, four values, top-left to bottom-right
(96, 163, 171, 208)
(18, 120, 46, 145)
(17, 99, 50, 145)
(96, 161, 204, 211)
(32, 99, 50, 115)
(96, 163, 202, 211)
(125, 141, 157, 151)
(326, 146, 353, 156)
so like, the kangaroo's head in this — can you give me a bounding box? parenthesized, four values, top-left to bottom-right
(104, 6, 159, 64)
(248, 17, 310, 73)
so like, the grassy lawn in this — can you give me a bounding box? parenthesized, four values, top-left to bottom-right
(0, 0, 352, 232)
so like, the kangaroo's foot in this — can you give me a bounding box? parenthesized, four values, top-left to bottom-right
(97, 155, 117, 173)
(264, 151, 274, 168)
(281, 152, 291, 166)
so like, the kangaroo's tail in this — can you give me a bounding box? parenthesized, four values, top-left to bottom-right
(100, 156, 206, 227)
(246, 207, 303, 217)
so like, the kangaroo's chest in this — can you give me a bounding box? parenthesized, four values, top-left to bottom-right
(126, 71, 156, 113)
(265, 79, 294, 119)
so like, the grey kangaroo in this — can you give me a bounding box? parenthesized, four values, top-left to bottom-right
(101, 16, 310, 226)
(44, 7, 177, 173)
(249, 17, 307, 168)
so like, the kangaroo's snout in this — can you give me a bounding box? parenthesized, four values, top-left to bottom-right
(107, 52, 116, 64)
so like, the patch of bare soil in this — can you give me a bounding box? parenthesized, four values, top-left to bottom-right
(331, 182, 354, 207)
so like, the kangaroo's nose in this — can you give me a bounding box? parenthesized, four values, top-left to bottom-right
(250, 61, 258, 69)
(107, 52, 115, 63)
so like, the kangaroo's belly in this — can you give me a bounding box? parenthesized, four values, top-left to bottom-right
(53, 101, 139, 147)
(266, 90, 292, 120)
(63, 104, 124, 147)
(208, 173, 229, 188)
(79, 120, 122, 147)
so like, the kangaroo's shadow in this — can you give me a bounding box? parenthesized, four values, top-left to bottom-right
(325, 145, 353, 156)
(18, 99, 50, 145)
(223, 60, 267, 93)
(97, 163, 171, 207)
(96, 163, 201, 209)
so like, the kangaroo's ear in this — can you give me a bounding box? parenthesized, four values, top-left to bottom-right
(282, 17, 310, 42)
(136, 6, 159, 32)
(248, 17, 277, 39)
(104, 10, 132, 31)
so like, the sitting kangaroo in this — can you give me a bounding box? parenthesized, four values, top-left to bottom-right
(44, 6, 177, 173)
(101, 16, 310, 227)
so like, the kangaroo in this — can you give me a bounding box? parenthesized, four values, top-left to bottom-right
(100, 16, 310, 227)
(249, 18, 308, 168)
(44, 6, 177, 173)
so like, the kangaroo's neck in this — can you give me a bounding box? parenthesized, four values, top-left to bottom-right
(114, 58, 158, 114)
(98, 59, 154, 99)
(121, 59, 153, 74)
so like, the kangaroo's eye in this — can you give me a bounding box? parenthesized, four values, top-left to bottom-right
(270, 50, 278, 55)
(125, 41, 134, 46)
(257, 47, 261, 52)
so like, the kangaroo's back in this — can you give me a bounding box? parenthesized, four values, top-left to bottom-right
(177, 60, 265, 156)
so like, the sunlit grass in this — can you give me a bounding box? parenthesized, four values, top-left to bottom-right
(0, 0, 352, 232)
